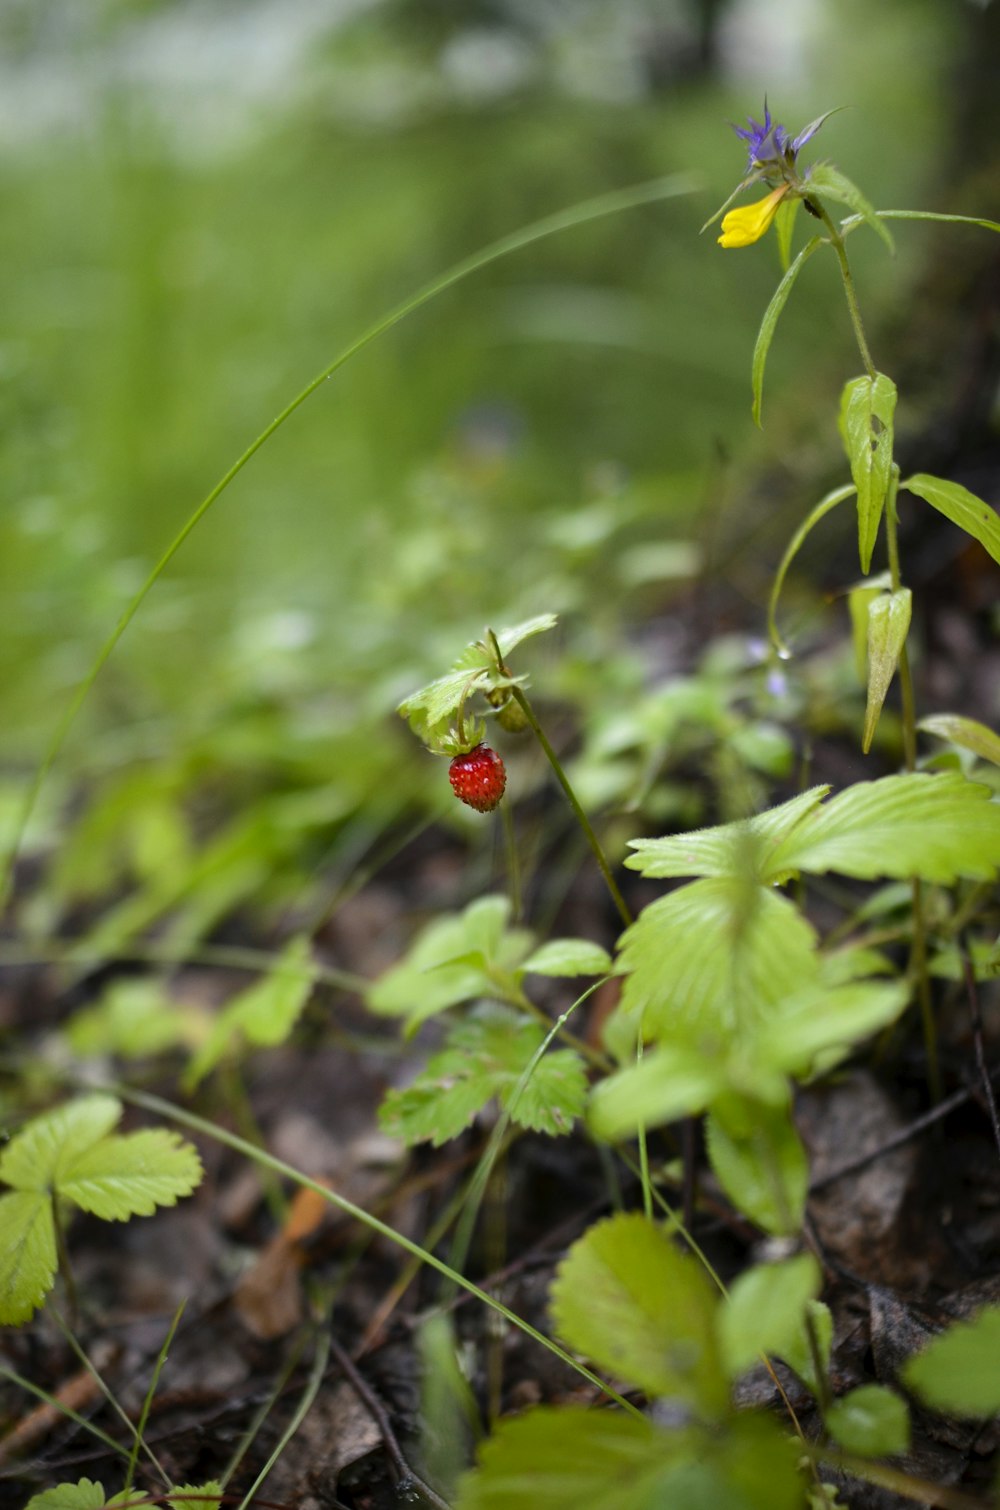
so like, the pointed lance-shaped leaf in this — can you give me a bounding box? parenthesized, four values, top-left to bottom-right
(901, 473, 1000, 566)
(919, 713, 1000, 769)
(862, 588, 911, 753)
(839, 373, 897, 573)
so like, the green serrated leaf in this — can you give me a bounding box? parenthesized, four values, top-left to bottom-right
(550, 1212, 726, 1410)
(839, 373, 897, 573)
(901, 473, 1000, 566)
(901, 1306, 1000, 1417)
(57, 1130, 203, 1220)
(809, 164, 894, 251)
(919, 713, 1000, 768)
(185, 935, 314, 1087)
(765, 772, 1000, 883)
(454, 1407, 682, 1510)
(718, 1254, 822, 1378)
(519, 938, 613, 977)
(626, 786, 828, 881)
(0, 1189, 57, 1325)
(751, 236, 822, 426)
(0, 1095, 122, 1193)
(587, 1045, 727, 1140)
(25, 1481, 110, 1510)
(493, 613, 558, 658)
(707, 1098, 808, 1236)
(863, 589, 912, 753)
(825, 1385, 909, 1457)
(167, 1482, 223, 1510)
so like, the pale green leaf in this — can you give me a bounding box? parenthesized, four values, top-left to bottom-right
(520, 938, 612, 978)
(454, 1408, 683, 1510)
(707, 1099, 808, 1236)
(398, 615, 557, 734)
(766, 772, 1000, 883)
(185, 935, 314, 1086)
(825, 1385, 909, 1457)
(839, 373, 897, 573)
(901, 1306, 1000, 1416)
(718, 1254, 822, 1378)
(919, 713, 1000, 768)
(759, 979, 909, 1075)
(847, 585, 883, 684)
(773, 193, 799, 273)
(902, 473, 1000, 566)
(167, 1483, 223, 1510)
(66, 980, 196, 1060)
(58, 1130, 203, 1220)
(550, 1213, 725, 1410)
(863, 589, 911, 753)
(0, 1189, 57, 1325)
(845, 209, 1000, 236)
(751, 236, 822, 426)
(809, 164, 894, 251)
(25, 1481, 110, 1510)
(587, 1044, 727, 1140)
(492, 613, 559, 658)
(0, 1095, 122, 1193)
(626, 786, 828, 880)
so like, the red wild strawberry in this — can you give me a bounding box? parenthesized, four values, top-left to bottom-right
(448, 744, 506, 813)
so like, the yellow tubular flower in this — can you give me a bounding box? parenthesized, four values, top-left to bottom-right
(717, 185, 789, 248)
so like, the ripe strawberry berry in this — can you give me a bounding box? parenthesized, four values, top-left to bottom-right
(449, 744, 506, 813)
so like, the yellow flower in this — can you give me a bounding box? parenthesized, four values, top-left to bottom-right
(717, 185, 789, 248)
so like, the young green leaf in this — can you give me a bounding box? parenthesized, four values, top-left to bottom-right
(56, 1129, 204, 1221)
(587, 1044, 727, 1141)
(0, 1094, 122, 1193)
(862, 588, 911, 753)
(825, 1385, 909, 1457)
(751, 237, 823, 426)
(184, 934, 315, 1087)
(839, 373, 897, 572)
(847, 584, 884, 684)
(718, 1253, 822, 1378)
(780, 1299, 833, 1397)
(765, 772, 1000, 884)
(901, 1306, 1000, 1417)
(706, 1098, 808, 1236)
(919, 713, 1000, 768)
(24, 1482, 111, 1510)
(0, 1191, 58, 1325)
(550, 1212, 726, 1411)
(399, 614, 557, 737)
(773, 193, 800, 273)
(519, 938, 613, 978)
(809, 165, 894, 251)
(901, 473, 1000, 566)
(757, 978, 909, 1076)
(626, 785, 828, 881)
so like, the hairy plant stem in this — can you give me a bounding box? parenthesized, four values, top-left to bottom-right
(508, 685, 633, 929)
(815, 200, 877, 380)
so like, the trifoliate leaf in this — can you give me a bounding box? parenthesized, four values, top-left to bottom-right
(25, 1481, 110, 1510)
(626, 786, 828, 880)
(519, 938, 613, 977)
(766, 772, 1000, 883)
(809, 164, 894, 252)
(57, 1130, 203, 1220)
(901, 1306, 1000, 1416)
(919, 713, 1000, 768)
(587, 1045, 727, 1140)
(184, 934, 314, 1087)
(825, 1385, 909, 1457)
(550, 1213, 726, 1411)
(718, 1254, 822, 1378)
(0, 1095, 122, 1193)
(863, 589, 911, 753)
(838, 372, 897, 573)
(902, 474, 1000, 567)
(0, 1190, 57, 1325)
(706, 1098, 808, 1236)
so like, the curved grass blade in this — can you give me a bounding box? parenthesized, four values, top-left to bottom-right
(0, 172, 698, 913)
(767, 484, 856, 655)
(752, 235, 823, 426)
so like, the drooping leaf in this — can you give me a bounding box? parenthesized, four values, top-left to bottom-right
(550, 1213, 726, 1411)
(902, 473, 1000, 566)
(399, 615, 557, 735)
(24, 1482, 111, 1510)
(919, 713, 1000, 768)
(765, 772, 1000, 884)
(825, 1386, 909, 1457)
(0, 1190, 57, 1325)
(718, 1254, 822, 1378)
(809, 164, 894, 251)
(57, 1130, 203, 1221)
(706, 1098, 808, 1236)
(626, 786, 828, 881)
(519, 938, 613, 978)
(839, 372, 897, 572)
(0, 1095, 122, 1193)
(751, 236, 823, 426)
(862, 589, 911, 753)
(185, 935, 315, 1086)
(901, 1306, 1000, 1417)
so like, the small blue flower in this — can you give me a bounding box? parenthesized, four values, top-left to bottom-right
(732, 102, 828, 178)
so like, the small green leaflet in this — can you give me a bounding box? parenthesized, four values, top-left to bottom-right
(706, 1098, 809, 1237)
(378, 1006, 587, 1145)
(24, 1483, 111, 1510)
(0, 1095, 202, 1325)
(808, 164, 894, 252)
(718, 1253, 822, 1378)
(398, 614, 557, 739)
(862, 588, 911, 753)
(588, 1044, 727, 1138)
(901, 473, 1000, 566)
(184, 934, 315, 1087)
(751, 236, 822, 427)
(919, 713, 1000, 768)
(839, 373, 897, 573)
(23, 1481, 223, 1510)
(824, 1386, 909, 1458)
(902, 1306, 1000, 1417)
(519, 938, 613, 977)
(550, 1212, 726, 1412)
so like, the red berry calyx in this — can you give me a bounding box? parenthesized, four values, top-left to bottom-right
(448, 744, 506, 813)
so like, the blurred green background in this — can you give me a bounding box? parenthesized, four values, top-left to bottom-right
(0, 0, 989, 915)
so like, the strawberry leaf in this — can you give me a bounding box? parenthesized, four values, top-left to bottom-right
(57, 1130, 203, 1221)
(0, 1190, 57, 1325)
(0, 1095, 122, 1194)
(718, 1254, 822, 1378)
(25, 1482, 111, 1510)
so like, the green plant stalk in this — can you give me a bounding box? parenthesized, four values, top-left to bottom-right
(814, 200, 877, 380)
(124, 1302, 185, 1494)
(116, 1083, 643, 1420)
(508, 686, 633, 929)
